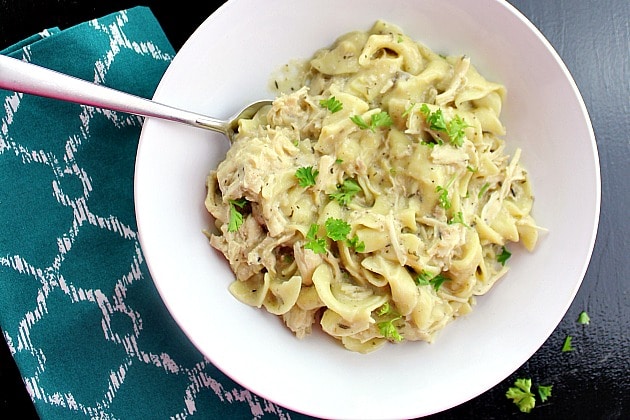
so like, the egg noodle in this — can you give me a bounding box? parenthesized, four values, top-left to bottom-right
(204, 20, 541, 353)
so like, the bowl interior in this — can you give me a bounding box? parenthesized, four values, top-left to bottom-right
(134, 0, 600, 418)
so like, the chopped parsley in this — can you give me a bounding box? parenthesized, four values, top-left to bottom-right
(304, 218, 364, 253)
(538, 385, 553, 403)
(304, 223, 326, 254)
(414, 270, 450, 292)
(497, 246, 511, 266)
(446, 114, 470, 147)
(350, 111, 393, 132)
(319, 96, 343, 113)
(330, 179, 362, 206)
(295, 166, 319, 187)
(577, 311, 591, 325)
(227, 198, 248, 232)
(419, 103, 469, 147)
(436, 185, 452, 209)
(324, 218, 351, 241)
(448, 211, 469, 227)
(420, 104, 447, 131)
(506, 378, 553, 413)
(378, 317, 403, 342)
(506, 378, 536, 413)
(562, 335, 574, 352)
(346, 234, 365, 252)
(478, 182, 491, 199)
(376, 303, 403, 342)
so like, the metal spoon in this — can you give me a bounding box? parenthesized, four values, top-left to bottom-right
(0, 55, 272, 142)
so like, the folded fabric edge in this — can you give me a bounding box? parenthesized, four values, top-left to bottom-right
(0, 28, 60, 55)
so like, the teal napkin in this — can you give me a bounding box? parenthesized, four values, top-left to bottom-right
(0, 7, 305, 419)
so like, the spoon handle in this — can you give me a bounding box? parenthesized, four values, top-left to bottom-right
(0, 55, 227, 133)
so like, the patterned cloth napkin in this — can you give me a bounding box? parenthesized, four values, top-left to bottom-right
(0, 7, 305, 419)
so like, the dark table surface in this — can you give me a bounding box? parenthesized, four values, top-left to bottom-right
(1, 1, 628, 419)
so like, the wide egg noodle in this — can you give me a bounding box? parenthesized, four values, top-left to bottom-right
(204, 20, 542, 353)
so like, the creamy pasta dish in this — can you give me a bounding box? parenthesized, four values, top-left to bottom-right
(204, 20, 540, 353)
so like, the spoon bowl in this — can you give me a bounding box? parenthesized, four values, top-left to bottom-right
(0, 55, 272, 142)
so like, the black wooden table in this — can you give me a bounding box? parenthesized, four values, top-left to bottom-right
(1, 1, 628, 418)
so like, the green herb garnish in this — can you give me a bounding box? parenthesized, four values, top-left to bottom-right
(414, 270, 450, 291)
(420, 103, 469, 146)
(537, 385, 552, 403)
(227, 198, 248, 232)
(562, 335, 574, 352)
(497, 246, 511, 266)
(436, 185, 451, 209)
(577, 311, 591, 325)
(319, 96, 343, 113)
(330, 179, 362, 206)
(295, 166, 319, 187)
(506, 378, 537, 413)
(350, 111, 393, 132)
(304, 223, 326, 254)
(324, 218, 351, 241)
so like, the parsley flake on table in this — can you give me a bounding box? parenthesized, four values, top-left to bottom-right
(350, 111, 393, 132)
(330, 179, 362, 206)
(227, 198, 248, 232)
(319, 96, 343, 113)
(537, 384, 552, 403)
(562, 335, 574, 352)
(295, 166, 319, 187)
(506, 378, 537, 413)
(577, 311, 591, 324)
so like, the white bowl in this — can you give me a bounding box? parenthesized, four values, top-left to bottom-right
(134, 0, 600, 418)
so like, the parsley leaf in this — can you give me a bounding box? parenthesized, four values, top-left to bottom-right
(227, 198, 248, 232)
(414, 270, 450, 291)
(577, 311, 591, 325)
(378, 317, 403, 342)
(350, 114, 370, 130)
(506, 378, 536, 413)
(330, 179, 362, 206)
(375, 303, 403, 341)
(346, 234, 365, 252)
(436, 185, 452, 209)
(420, 104, 447, 132)
(325, 218, 351, 241)
(448, 211, 469, 227)
(537, 385, 552, 403)
(350, 111, 393, 132)
(319, 96, 343, 113)
(478, 182, 491, 199)
(497, 246, 511, 266)
(446, 114, 470, 147)
(420, 104, 469, 146)
(377, 302, 393, 316)
(295, 166, 319, 187)
(304, 223, 326, 254)
(562, 335, 574, 352)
